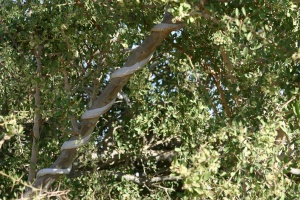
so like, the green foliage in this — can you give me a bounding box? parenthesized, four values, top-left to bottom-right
(171, 117, 300, 199)
(0, 0, 299, 199)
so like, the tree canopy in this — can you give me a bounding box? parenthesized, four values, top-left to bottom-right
(0, 0, 300, 199)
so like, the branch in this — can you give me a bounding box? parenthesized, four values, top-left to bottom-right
(211, 71, 232, 119)
(61, 69, 79, 134)
(67, 149, 176, 179)
(27, 44, 43, 183)
(220, 48, 237, 84)
(114, 173, 182, 185)
(147, 150, 176, 162)
(23, 11, 184, 197)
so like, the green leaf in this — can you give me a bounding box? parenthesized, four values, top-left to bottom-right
(203, 171, 211, 181)
(243, 47, 248, 56)
(242, 7, 246, 16)
(293, 102, 300, 119)
(235, 19, 240, 26)
(246, 32, 252, 41)
(235, 8, 239, 17)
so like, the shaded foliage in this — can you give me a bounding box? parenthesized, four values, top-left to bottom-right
(0, 0, 300, 199)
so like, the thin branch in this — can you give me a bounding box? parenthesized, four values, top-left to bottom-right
(212, 71, 232, 119)
(220, 48, 236, 84)
(145, 150, 176, 163)
(0, 171, 39, 193)
(61, 69, 79, 134)
(68, 149, 176, 179)
(27, 44, 43, 183)
(114, 173, 182, 185)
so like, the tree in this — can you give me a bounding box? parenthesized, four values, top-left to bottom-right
(0, 0, 299, 199)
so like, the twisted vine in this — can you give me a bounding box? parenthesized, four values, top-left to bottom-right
(36, 22, 183, 178)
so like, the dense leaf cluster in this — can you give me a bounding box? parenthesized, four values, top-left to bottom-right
(0, 0, 299, 199)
